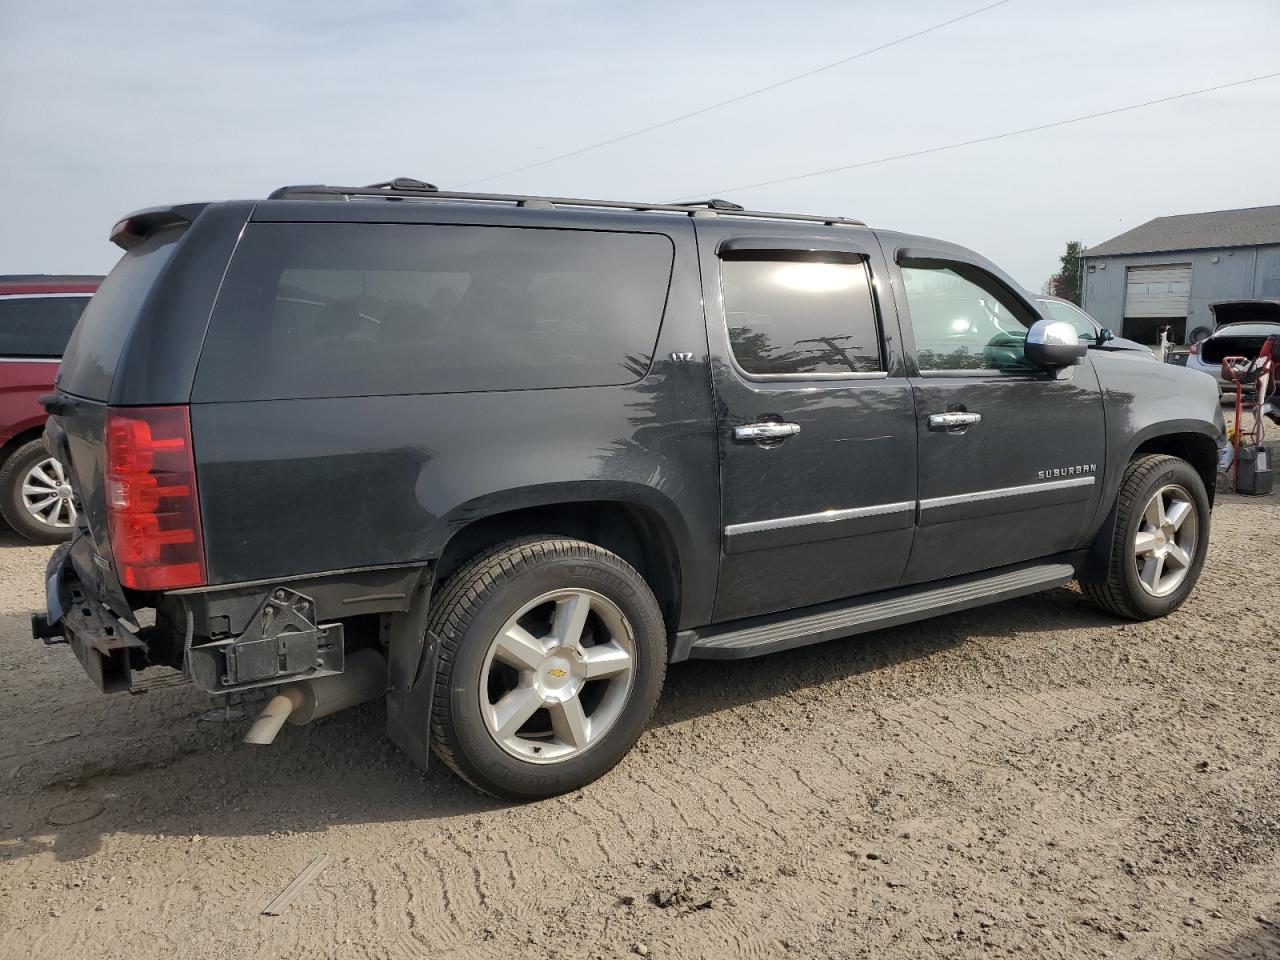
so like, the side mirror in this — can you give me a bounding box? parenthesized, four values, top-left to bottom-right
(1025, 319, 1088, 368)
(1096, 327, 1115, 344)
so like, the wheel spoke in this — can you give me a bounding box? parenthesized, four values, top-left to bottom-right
(1165, 499, 1192, 531)
(26, 495, 57, 514)
(32, 466, 58, 487)
(548, 696, 590, 749)
(492, 625, 546, 671)
(551, 592, 591, 649)
(22, 483, 54, 497)
(1139, 554, 1165, 592)
(1143, 494, 1166, 528)
(49, 458, 66, 483)
(1133, 531, 1159, 556)
(1165, 544, 1192, 570)
(489, 686, 542, 738)
(582, 643, 632, 680)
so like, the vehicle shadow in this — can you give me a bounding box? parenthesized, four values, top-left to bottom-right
(0, 585, 1118, 863)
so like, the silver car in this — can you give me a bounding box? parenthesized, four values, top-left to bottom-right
(1034, 295, 1156, 360)
(1184, 300, 1280, 391)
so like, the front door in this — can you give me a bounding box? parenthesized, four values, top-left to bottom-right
(698, 224, 918, 623)
(890, 248, 1106, 584)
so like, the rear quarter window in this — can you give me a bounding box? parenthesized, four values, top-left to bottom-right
(56, 227, 184, 400)
(193, 222, 675, 401)
(0, 295, 92, 358)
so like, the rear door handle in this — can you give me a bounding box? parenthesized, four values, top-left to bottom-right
(734, 422, 801, 441)
(928, 411, 981, 430)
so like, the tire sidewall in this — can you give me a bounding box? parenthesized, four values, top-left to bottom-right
(0, 441, 72, 544)
(1117, 460, 1210, 617)
(444, 552, 665, 798)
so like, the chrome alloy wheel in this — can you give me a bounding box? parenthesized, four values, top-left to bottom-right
(21, 457, 76, 530)
(1133, 483, 1198, 598)
(479, 589, 636, 764)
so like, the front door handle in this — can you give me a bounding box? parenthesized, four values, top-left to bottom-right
(928, 411, 982, 430)
(734, 422, 801, 442)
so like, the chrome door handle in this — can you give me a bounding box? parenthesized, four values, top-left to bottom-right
(928, 411, 982, 429)
(734, 422, 801, 441)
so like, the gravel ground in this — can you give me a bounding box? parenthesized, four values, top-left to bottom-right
(1, 445, 1278, 959)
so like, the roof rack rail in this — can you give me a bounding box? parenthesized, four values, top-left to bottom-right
(683, 198, 746, 212)
(265, 179, 863, 226)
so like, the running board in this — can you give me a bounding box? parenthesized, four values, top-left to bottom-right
(673, 558, 1077, 661)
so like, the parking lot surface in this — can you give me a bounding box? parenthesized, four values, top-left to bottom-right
(1, 452, 1278, 959)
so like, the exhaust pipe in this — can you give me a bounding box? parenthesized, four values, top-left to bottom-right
(243, 649, 386, 745)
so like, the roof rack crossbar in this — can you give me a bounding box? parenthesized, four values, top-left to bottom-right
(266, 183, 863, 226)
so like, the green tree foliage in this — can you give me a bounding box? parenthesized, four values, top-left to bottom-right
(1046, 240, 1085, 304)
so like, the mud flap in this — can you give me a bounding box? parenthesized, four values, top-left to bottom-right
(384, 571, 437, 771)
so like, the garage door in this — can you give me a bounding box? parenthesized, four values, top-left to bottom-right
(1124, 264, 1192, 318)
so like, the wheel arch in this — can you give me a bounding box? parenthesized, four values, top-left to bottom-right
(428, 485, 690, 636)
(0, 424, 46, 465)
(1128, 426, 1220, 508)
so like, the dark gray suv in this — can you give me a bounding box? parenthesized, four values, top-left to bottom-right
(34, 180, 1226, 798)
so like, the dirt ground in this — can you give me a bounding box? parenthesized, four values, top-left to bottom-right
(2, 450, 1278, 959)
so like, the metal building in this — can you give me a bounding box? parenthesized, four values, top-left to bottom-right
(1079, 204, 1280, 344)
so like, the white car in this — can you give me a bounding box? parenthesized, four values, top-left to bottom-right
(1184, 300, 1280, 392)
(1034, 296, 1156, 360)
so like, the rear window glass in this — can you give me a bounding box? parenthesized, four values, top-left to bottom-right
(193, 223, 675, 401)
(57, 227, 183, 400)
(0, 295, 91, 357)
(719, 258, 882, 376)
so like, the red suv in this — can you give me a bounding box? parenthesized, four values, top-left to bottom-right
(0, 275, 101, 542)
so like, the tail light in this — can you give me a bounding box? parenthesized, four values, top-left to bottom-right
(105, 406, 206, 590)
(1189, 340, 1199, 355)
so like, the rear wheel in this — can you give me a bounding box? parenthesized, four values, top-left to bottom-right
(428, 537, 666, 799)
(1082, 455, 1210, 619)
(0, 439, 76, 544)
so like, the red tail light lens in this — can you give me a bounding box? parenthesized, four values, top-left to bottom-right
(1189, 341, 1199, 355)
(105, 406, 206, 590)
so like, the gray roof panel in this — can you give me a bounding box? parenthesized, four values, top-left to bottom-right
(1082, 204, 1280, 257)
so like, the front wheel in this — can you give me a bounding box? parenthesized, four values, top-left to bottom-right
(1082, 454, 1210, 620)
(427, 537, 667, 799)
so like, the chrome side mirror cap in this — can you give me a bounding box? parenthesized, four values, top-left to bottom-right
(1025, 318, 1088, 368)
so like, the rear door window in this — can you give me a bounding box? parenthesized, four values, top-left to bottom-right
(0, 295, 92, 358)
(193, 223, 675, 401)
(719, 257, 883, 376)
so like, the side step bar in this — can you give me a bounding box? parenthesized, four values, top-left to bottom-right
(673, 557, 1078, 662)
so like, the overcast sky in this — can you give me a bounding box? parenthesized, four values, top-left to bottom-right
(2, 0, 1278, 290)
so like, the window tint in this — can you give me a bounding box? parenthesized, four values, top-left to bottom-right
(0, 295, 91, 358)
(1039, 298, 1096, 340)
(194, 223, 674, 401)
(900, 262, 1035, 372)
(720, 258, 882, 376)
(58, 226, 183, 400)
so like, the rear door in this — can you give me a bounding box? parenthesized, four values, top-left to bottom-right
(887, 243, 1106, 585)
(698, 222, 918, 623)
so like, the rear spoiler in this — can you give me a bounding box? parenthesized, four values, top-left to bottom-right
(109, 203, 209, 250)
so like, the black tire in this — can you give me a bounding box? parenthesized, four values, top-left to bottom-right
(427, 536, 666, 800)
(0, 439, 74, 544)
(1082, 454, 1210, 620)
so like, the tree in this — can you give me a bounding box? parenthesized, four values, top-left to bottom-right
(1044, 240, 1085, 304)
